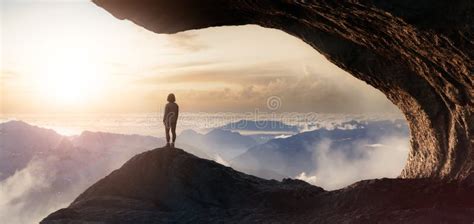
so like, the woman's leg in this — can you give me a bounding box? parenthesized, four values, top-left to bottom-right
(171, 122, 177, 143)
(165, 126, 171, 143)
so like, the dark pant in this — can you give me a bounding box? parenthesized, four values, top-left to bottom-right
(165, 122, 177, 143)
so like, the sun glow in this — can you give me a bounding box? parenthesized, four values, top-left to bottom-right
(36, 49, 105, 106)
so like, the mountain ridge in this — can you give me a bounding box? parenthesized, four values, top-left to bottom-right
(42, 147, 474, 223)
(231, 120, 409, 180)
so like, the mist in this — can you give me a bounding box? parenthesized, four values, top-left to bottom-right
(0, 157, 78, 224)
(297, 136, 409, 190)
(230, 119, 410, 190)
(0, 121, 166, 224)
(0, 118, 409, 223)
(0, 151, 157, 224)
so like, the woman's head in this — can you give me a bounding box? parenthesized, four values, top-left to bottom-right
(167, 93, 176, 103)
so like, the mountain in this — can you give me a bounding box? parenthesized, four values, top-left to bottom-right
(0, 120, 64, 180)
(219, 120, 299, 133)
(72, 131, 160, 151)
(0, 120, 209, 178)
(232, 120, 409, 179)
(178, 128, 257, 161)
(0, 120, 208, 224)
(216, 119, 300, 144)
(0, 121, 115, 224)
(42, 147, 474, 223)
(0, 120, 166, 181)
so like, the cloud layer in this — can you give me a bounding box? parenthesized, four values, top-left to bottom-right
(2, 0, 401, 114)
(301, 136, 409, 190)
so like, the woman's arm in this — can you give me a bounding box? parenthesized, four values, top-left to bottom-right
(163, 104, 168, 122)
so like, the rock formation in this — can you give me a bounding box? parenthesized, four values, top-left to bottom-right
(41, 147, 474, 223)
(91, 0, 473, 180)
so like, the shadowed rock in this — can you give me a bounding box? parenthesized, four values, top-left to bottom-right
(42, 147, 474, 223)
(91, 0, 473, 180)
(41, 147, 324, 223)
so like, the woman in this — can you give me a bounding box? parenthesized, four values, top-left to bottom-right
(163, 93, 179, 147)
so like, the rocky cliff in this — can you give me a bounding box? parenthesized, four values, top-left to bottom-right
(42, 147, 474, 223)
(91, 0, 473, 180)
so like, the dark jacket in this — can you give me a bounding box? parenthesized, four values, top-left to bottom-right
(163, 102, 179, 125)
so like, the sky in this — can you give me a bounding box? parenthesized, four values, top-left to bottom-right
(0, 0, 401, 114)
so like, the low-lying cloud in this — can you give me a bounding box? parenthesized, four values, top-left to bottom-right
(0, 136, 157, 224)
(0, 157, 64, 224)
(0, 119, 409, 223)
(297, 136, 409, 190)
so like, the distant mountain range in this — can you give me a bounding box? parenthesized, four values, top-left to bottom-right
(219, 120, 299, 133)
(178, 128, 258, 161)
(231, 119, 409, 179)
(1, 119, 409, 223)
(0, 120, 64, 181)
(0, 120, 205, 223)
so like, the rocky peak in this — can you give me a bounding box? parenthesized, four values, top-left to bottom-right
(42, 147, 474, 223)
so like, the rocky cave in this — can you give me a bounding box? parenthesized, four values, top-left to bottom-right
(41, 0, 473, 223)
(90, 0, 473, 180)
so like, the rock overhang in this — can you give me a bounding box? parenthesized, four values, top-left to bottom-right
(92, 0, 474, 180)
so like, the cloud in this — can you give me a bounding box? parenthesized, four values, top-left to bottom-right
(0, 157, 64, 224)
(0, 141, 151, 224)
(295, 172, 317, 184)
(214, 154, 230, 167)
(295, 136, 409, 190)
(135, 56, 400, 113)
(137, 60, 299, 86)
(166, 32, 208, 52)
(148, 73, 400, 113)
(0, 118, 409, 223)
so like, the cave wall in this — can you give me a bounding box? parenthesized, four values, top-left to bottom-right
(92, 0, 473, 180)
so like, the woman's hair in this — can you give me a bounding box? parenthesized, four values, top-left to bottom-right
(167, 93, 176, 103)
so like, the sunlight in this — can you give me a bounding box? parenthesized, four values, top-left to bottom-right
(36, 48, 105, 106)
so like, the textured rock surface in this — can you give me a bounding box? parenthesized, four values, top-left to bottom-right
(41, 148, 474, 223)
(92, 0, 473, 180)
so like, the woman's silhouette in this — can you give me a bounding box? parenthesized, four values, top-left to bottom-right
(163, 93, 179, 147)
